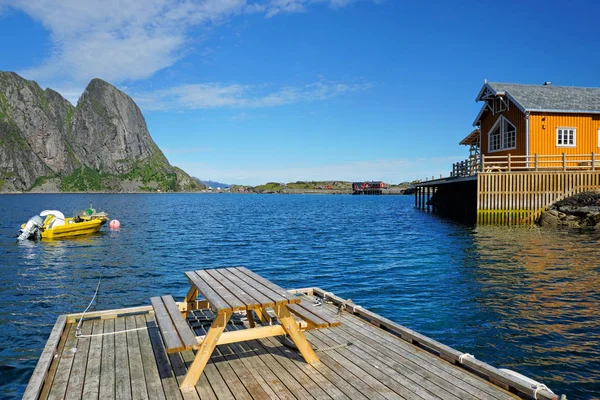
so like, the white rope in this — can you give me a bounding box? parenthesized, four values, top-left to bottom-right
(533, 383, 552, 399)
(75, 275, 102, 338)
(458, 353, 474, 364)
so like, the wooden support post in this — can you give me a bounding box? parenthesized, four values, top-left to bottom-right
(563, 153, 567, 171)
(183, 286, 198, 317)
(507, 154, 511, 172)
(275, 304, 319, 364)
(480, 154, 485, 172)
(414, 187, 418, 208)
(534, 153, 538, 171)
(593, 152, 596, 171)
(246, 309, 256, 328)
(180, 311, 231, 390)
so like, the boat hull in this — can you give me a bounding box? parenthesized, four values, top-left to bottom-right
(41, 219, 103, 240)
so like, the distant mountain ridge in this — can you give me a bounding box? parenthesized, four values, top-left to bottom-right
(0, 71, 203, 192)
(194, 178, 230, 188)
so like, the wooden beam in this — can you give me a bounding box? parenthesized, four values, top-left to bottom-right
(22, 315, 67, 400)
(66, 305, 153, 323)
(180, 311, 231, 390)
(194, 324, 286, 346)
(275, 304, 319, 364)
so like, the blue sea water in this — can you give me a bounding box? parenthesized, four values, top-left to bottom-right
(0, 193, 599, 399)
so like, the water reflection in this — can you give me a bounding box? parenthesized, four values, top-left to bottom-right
(470, 227, 600, 394)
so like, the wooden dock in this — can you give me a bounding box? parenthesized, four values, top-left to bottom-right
(416, 153, 600, 225)
(24, 289, 563, 400)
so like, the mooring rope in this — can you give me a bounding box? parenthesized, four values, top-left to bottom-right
(75, 274, 148, 338)
(75, 275, 102, 337)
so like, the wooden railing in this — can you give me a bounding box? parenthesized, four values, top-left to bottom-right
(451, 157, 480, 177)
(452, 152, 600, 177)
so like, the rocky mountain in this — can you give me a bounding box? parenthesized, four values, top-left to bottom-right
(0, 71, 202, 192)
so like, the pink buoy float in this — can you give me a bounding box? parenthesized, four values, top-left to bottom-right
(109, 219, 121, 230)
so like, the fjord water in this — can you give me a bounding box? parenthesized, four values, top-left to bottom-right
(0, 194, 599, 399)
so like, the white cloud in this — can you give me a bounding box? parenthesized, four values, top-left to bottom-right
(178, 156, 462, 186)
(134, 80, 373, 110)
(5, 0, 373, 89)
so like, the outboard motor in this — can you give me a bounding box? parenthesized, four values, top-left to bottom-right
(17, 215, 43, 241)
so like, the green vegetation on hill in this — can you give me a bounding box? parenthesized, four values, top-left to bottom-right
(60, 166, 103, 191)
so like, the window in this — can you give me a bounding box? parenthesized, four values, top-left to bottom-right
(503, 118, 516, 149)
(488, 116, 517, 152)
(489, 123, 501, 151)
(494, 97, 507, 113)
(557, 128, 575, 147)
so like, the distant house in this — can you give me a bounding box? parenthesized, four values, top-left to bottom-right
(467, 81, 600, 159)
(352, 181, 387, 195)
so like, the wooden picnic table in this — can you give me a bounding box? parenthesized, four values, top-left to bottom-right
(178, 267, 322, 390)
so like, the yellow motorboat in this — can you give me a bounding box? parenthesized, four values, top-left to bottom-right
(18, 208, 109, 241)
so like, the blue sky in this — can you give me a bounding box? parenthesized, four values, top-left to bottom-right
(1, 0, 600, 185)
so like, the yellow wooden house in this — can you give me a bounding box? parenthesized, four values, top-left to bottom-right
(469, 81, 600, 167)
(419, 81, 600, 225)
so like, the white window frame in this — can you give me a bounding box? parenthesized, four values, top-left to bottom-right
(488, 115, 517, 153)
(556, 127, 576, 147)
(494, 97, 507, 114)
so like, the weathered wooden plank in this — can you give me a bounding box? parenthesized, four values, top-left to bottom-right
(135, 314, 167, 400)
(99, 318, 116, 400)
(161, 295, 197, 350)
(227, 267, 289, 305)
(126, 315, 149, 400)
(323, 300, 517, 400)
(208, 268, 272, 309)
(23, 314, 67, 400)
(39, 318, 71, 400)
(66, 305, 153, 323)
(151, 296, 184, 353)
(306, 332, 406, 400)
(199, 318, 271, 400)
(185, 271, 233, 312)
(312, 329, 440, 400)
(65, 319, 93, 400)
(329, 320, 498, 400)
(82, 319, 104, 399)
(196, 270, 247, 311)
(144, 314, 184, 400)
(181, 348, 231, 400)
(47, 322, 78, 400)
(260, 335, 360, 400)
(312, 330, 420, 400)
(166, 351, 202, 400)
(288, 304, 328, 328)
(289, 299, 341, 327)
(209, 310, 294, 400)
(235, 267, 300, 304)
(114, 317, 132, 400)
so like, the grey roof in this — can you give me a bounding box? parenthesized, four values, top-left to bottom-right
(486, 82, 600, 113)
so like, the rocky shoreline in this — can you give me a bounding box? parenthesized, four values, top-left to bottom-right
(538, 191, 600, 228)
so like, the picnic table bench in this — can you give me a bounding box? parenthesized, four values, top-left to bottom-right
(150, 267, 340, 390)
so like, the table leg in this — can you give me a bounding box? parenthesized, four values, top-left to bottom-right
(183, 286, 199, 318)
(246, 310, 256, 328)
(180, 311, 231, 390)
(274, 304, 319, 364)
(254, 307, 269, 323)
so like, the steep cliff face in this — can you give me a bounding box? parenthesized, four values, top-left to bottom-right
(0, 71, 201, 192)
(70, 78, 167, 174)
